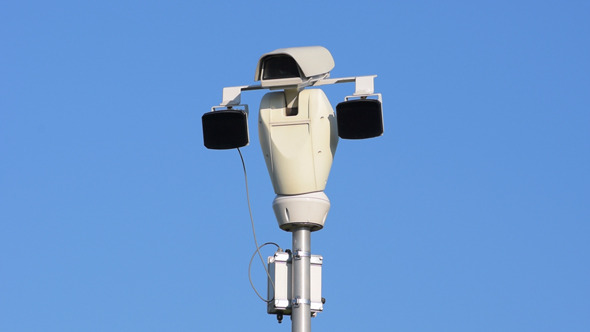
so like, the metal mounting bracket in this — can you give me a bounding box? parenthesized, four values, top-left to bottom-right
(293, 250, 311, 260)
(292, 297, 311, 307)
(219, 75, 378, 106)
(343, 92, 383, 103)
(210, 104, 249, 113)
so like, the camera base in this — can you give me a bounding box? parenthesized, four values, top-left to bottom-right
(272, 192, 330, 232)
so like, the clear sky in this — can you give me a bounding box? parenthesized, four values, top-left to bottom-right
(1, 1, 589, 331)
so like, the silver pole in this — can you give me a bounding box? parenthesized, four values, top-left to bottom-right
(291, 227, 312, 332)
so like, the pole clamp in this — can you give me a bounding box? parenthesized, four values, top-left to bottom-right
(293, 250, 311, 260)
(292, 297, 311, 307)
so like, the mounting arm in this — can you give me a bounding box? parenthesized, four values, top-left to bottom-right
(219, 75, 378, 107)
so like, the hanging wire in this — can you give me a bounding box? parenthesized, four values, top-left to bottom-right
(248, 242, 281, 302)
(237, 148, 280, 303)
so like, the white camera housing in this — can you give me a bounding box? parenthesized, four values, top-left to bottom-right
(258, 89, 338, 196)
(255, 46, 335, 88)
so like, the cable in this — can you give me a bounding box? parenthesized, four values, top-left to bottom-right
(248, 242, 281, 302)
(237, 148, 280, 303)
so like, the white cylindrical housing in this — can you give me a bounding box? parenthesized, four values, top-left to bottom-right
(272, 192, 330, 231)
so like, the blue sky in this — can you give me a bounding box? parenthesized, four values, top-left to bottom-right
(1, 1, 589, 331)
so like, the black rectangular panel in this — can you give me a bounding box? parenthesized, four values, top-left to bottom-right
(202, 110, 249, 149)
(336, 99, 383, 139)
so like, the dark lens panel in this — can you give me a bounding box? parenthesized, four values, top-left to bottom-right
(262, 55, 301, 80)
(336, 99, 384, 139)
(202, 110, 249, 149)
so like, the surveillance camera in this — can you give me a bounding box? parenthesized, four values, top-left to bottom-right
(255, 46, 335, 88)
(259, 88, 337, 231)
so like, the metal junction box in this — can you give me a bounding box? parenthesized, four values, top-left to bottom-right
(267, 251, 323, 315)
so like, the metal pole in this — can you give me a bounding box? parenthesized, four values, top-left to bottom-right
(291, 227, 311, 332)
